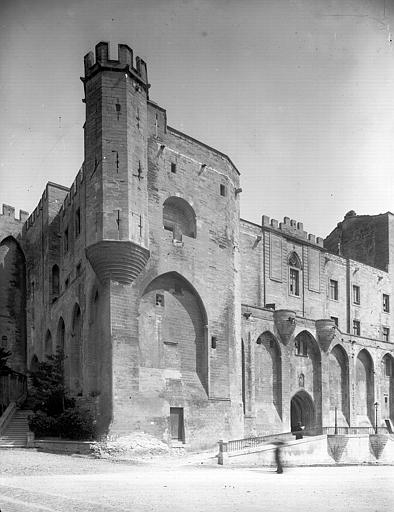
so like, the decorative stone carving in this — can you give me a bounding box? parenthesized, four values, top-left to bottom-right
(273, 309, 296, 345)
(315, 319, 336, 352)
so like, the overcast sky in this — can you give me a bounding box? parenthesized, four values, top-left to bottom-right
(1, 0, 394, 238)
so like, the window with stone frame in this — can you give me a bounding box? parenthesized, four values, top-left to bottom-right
(352, 285, 360, 305)
(353, 320, 360, 336)
(382, 327, 390, 342)
(288, 252, 302, 297)
(329, 279, 338, 301)
(383, 294, 390, 313)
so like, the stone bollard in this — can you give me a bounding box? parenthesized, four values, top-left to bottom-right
(26, 432, 35, 448)
(218, 439, 229, 465)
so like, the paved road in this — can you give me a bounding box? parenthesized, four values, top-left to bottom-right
(0, 450, 393, 511)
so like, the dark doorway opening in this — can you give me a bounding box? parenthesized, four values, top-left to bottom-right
(170, 407, 185, 443)
(291, 390, 315, 431)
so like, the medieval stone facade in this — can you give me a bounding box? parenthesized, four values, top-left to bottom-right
(0, 43, 393, 449)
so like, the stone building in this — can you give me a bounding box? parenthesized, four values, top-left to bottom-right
(0, 42, 393, 449)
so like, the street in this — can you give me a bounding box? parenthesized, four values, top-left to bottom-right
(0, 450, 393, 511)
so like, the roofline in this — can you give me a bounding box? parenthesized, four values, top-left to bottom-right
(167, 126, 240, 176)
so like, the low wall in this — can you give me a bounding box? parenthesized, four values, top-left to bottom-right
(220, 435, 394, 466)
(34, 439, 94, 455)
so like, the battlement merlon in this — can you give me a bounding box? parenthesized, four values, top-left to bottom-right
(1, 204, 29, 222)
(262, 215, 324, 247)
(82, 42, 150, 95)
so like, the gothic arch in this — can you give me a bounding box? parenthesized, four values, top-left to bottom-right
(292, 331, 321, 427)
(381, 353, 394, 422)
(44, 330, 52, 356)
(69, 303, 83, 393)
(0, 236, 27, 372)
(57, 317, 65, 351)
(291, 389, 315, 431)
(139, 272, 208, 394)
(30, 354, 39, 373)
(255, 331, 282, 423)
(163, 197, 196, 240)
(51, 264, 60, 298)
(329, 344, 349, 425)
(355, 349, 374, 426)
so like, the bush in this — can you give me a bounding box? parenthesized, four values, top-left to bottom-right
(28, 411, 57, 437)
(57, 406, 96, 441)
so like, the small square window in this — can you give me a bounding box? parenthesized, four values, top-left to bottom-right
(171, 162, 176, 174)
(353, 320, 360, 336)
(329, 280, 338, 301)
(220, 184, 226, 197)
(352, 285, 360, 305)
(331, 316, 339, 327)
(382, 327, 390, 342)
(383, 294, 390, 313)
(156, 293, 164, 307)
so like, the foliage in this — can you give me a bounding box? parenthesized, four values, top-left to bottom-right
(29, 349, 69, 416)
(0, 347, 12, 373)
(28, 411, 57, 437)
(57, 406, 96, 440)
(28, 349, 96, 441)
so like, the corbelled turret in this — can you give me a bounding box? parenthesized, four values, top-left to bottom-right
(82, 42, 150, 284)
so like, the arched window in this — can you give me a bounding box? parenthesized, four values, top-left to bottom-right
(163, 197, 196, 241)
(51, 265, 60, 298)
(44, 330, 52, 356)
(57, 317, 65, 351)
(288, 252, 302, 297)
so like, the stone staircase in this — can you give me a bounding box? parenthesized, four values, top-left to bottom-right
(0, 409, 32, 447)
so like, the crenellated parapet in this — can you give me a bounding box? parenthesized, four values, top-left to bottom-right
(58, 166, 84, 218)
(1, 204, 29, 223)
(262, 214, 324, 247)
(82, 42, 149, 95)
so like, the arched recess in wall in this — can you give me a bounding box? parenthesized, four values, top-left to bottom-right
(69, 303, 83, 394)
(44, 330, 52, 357)
(329, 344, 349, 426)
(0, 236, 27, 373)
(163, 197, 196, 241)
(255, 331, 282, 422)
(57, 317, 65, 352)
(293, 330, 321, 400)
(86, 286, 100, 392)
(381, 353, 394, 422)
(138, 272, 208, 394)
(291, 389, 315, 430)
(30, 354, 39, 373)
(51, 265, 60, 300)
(355, 349, 374, 426)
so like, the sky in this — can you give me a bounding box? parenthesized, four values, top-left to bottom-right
(1, 0, 394, 238)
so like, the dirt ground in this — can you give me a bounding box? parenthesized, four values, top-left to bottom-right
(0, 449, 393, 511)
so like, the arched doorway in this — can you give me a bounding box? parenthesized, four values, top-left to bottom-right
(291, 390, 315, 431)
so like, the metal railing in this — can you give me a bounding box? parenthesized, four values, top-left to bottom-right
(323, 426, 389, 435)
(0, 370, 27, 416)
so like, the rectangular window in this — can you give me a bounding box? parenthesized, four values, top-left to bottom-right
(353, 320, 360, 336)
(220, 184, 226, 197)
(329, 279, 338, 300)
(75, 208, 81, 237)
(295, 338, 307, 357)
(171, 162, 176, 173)
(64, 227, 69, 253)
(330, 316, 339, 327)
(289, 268, 300, 296)
(211, 336, 217, 349)
(352, 285, 360, 305)
(382, 327, 390, 342)
(383, 294, 390, 313)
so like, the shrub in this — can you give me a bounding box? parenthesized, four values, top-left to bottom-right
(28, 411, 57, 437)
(57, 406, 96, 441)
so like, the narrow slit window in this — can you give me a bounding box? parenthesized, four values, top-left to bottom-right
(171, 162, 176, 174)
(220, 184, 226, 197)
